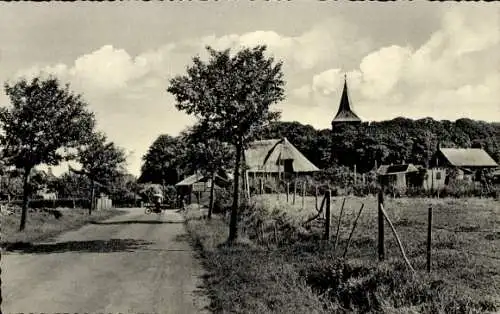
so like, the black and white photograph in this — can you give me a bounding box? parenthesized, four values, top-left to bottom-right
(1, 1, 499, 313)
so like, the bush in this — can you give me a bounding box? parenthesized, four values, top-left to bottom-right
(213, 187, 233, 214)
(302, 259, 498, 313)
(3, 198, 91, 209)
(440, 180, 482, 198)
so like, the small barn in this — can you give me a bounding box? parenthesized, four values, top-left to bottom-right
(377, 164, 420, 193)
(175, 170, 231, 206)
(430, 148, 498, 183)
(243, 137, 320, 193)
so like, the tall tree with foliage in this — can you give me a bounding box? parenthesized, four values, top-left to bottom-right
(0, 76, 95, 230)
(74, 131, 126, 215)
(183, 122, 234, 219)
(168, 45, 285, 243)
(139, 134, 185, 185)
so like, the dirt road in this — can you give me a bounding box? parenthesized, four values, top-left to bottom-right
(1, 208, 210, 314)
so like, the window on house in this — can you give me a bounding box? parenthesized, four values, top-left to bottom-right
(436, 172, 442, 180)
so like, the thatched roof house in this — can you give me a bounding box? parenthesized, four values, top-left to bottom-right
(244, 138, 320, 174)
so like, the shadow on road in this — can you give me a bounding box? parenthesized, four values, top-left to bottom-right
(3, 238, 154, 254)
(90, 220, 184, 225)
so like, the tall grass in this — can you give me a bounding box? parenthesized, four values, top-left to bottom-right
(184, 195, 500, 313)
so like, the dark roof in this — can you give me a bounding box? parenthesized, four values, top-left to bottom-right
(377, 164, 419, 176)
(244, 138, 320, 173)
(332, 76, 361, 123)
(438, 148, 498, 168)
(175, 171, 231, 187)
(175, 173, 204, 186)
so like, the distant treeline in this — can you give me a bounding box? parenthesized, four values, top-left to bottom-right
(255, 117, 500, 173)
(139, 117, 500, 185)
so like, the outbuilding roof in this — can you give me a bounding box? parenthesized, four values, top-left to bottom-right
(438, 148, 498, 168)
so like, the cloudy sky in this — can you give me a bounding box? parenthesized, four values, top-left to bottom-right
(1, 2, 499, 176)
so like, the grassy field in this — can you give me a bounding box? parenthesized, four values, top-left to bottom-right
(1, 207, 125, 247)
(185, 194, 500, 313)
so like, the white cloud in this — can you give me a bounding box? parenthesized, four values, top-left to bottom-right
(311, 68, 342, 96)
(68, 45, 150, 91)
(359, 45, 412, 99)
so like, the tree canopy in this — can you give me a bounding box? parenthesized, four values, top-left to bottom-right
(139, 134, 185, 185)
(256, 118, 500, 174)
(0, 76, 95, 230)
(0, 77, 95, 171)
(76, 132, 127, 186)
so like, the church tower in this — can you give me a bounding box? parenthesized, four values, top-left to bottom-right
(331, 74, 361, 128)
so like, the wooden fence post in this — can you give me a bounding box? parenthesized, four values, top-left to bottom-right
(324, 190, 331, 240)
(427, 206, 433, 273)
(354, 164, 357, 185)
(343, 203, 365, 259)
(260, 178, 263, 194)
(380, 203, 416, 274)
(378, 189, 385, 261)
(302, 181, 306, 209)
(293, 179, 297, 205)
(333, 198, 346, 251)
(286, 182, 290, 203)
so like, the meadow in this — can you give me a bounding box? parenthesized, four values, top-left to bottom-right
(185, 194, 500, 313)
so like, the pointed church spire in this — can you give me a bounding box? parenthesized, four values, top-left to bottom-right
(332, 73, 361, 126)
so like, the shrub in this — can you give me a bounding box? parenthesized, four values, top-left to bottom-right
(440, 180, 482, 198)
(213, 187, 233, 214)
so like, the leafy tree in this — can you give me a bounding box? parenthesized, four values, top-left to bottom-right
(182, 122, 234, 219)
(0, 76, 95, 230)
(53, 171, 91, 199)
(168, 45, 285, 243)
(139, 134, 185, 185)
(73, 132, 126, 214)
(108, 172, 140, 205)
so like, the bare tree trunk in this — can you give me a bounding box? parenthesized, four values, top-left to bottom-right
(89, 180, 95, 215)
(228, 143, 243, 244)
(208, 172, 216, 220)
(19, 167, 32, 231)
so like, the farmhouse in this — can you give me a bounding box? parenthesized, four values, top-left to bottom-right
(376, 164, 420, 193)
(427, 147, 498, 188)
(244, 137, 319, 176)
(243, 137, 319, 193)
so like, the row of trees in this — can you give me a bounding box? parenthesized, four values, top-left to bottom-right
(258, 118, 500, 173)
(140, 118, 500, 191)
(0, 77, 129, 230)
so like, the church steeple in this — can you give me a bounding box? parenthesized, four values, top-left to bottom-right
(331, 74, 361, 126)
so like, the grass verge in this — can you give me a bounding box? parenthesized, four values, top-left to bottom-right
(183, 196, 500, 313)
(1, 207, 125, 248)
(183, 209, 334, 314)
